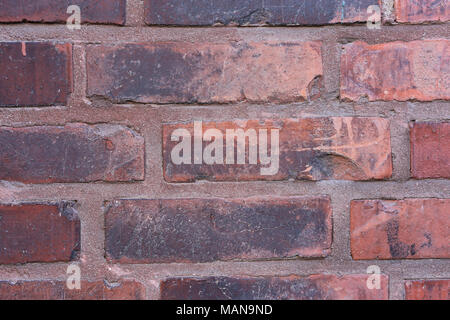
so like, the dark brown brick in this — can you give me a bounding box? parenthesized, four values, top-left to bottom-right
(351, 199, 450, 259)
(410, 121, 450, 179)
(0, 42, 72, 107)
(0, 280, 145, 300)
(0, 0, 126, 25)
(160, 275, 389, 300)
(395, 0, 449, 23)
(105, 197, 332, 263)
(0, 202, 80, 264)
(341, 40, 450, 102)
(0, 123, 145, 183)
(163, 118, 392, 182)
(405, 280, 449, 300)
(145, 0, 379, 26)
(87, 42, 323, 104)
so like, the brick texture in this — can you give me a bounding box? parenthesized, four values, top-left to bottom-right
(163, 117, 392, 182)
(0, 123, 145, 183)
(0, 280, 145, 300)
(105, 197, 332, 263)
(0, 42, 72, 107)
(405, 280, 449, 300)
(395, 0, 449, 23)
(0, 202, 80, 264)
(410, 121, 450, 179)
(351, 199, 450, 259)
(341, 40, 450, 101)
(0, 0, 126, 25)
(145, 0, 379, 26)
(160, 275, 389, 300)
(87, 42, 323, 104)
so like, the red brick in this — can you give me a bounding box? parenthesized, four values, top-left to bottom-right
(0, 123, 144, 183)
(160, 274, 389, 300)
(405, 280, 449, 300)
(0, 280, 145, 300)
(0, 202, 80, 264)
(341, 40, 450, 102)
(351, 199, 450, 259)
(0, 0, 126, 25)
(105, 197, 332, 263)
(0, 42, 72, 107)
(410, 121, 450, 179)
(87, 42, 323, 104)
(163, 118, 392, 182)
(395, 0, 449, 23)
(145, 0, 379, 26)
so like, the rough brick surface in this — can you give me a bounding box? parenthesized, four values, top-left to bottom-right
(0, 202, 80, 264)
(0, 0, 126, 25)
(0, 123, 145, 183)
(105, 197, 332, 263)
(405, 280, 449, 300)
(87, 42, 323, 104)
(351, 199, 450, 259)
(160, 275, 389, 300)
(341, 40, 450, 101)
(145, 0, 379, 26)
(410, 121, 450, 179)
(395, 0, 449, 23)
(0, 280, 145, 300)
(163, 117, 392, 182)
(0, 42, 72, 107)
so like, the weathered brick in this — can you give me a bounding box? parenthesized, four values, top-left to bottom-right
(395, 0, 449, 23)
(351, 199, 450, 259)
(160, 275, 389, 300)
(405, 280, 449, 300)
(87, 42, 323, 104)
(410, 121, 450, 179)
(105, 197, 332, 263)
(145, 0, 379, 26)
(0, 0, 126, 25)
(163, 118, 392, 182)
(341, 40, 450, 101)
(0, 202, 80, 264)
(0, 124, 144, 183)
(0, 280, 145, 300)
(0, 42, 72, 107)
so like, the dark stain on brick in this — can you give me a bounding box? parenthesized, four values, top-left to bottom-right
(105, 45, 197, 103)
(0, 0, 126, 25)
(0, 202, 80, 264)
(160, 274, 389, 300)
(145, 0, 377, 26)
(0, 42, 71, 107)
(87, 42, 323, 104)
(386, 219, 412, 258)
(105, 197, 332, 263)
(0, 124, 144, 183)
(0, 280, 145, 300)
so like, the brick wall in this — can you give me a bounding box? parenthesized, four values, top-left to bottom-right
(0, 0, 448, 300)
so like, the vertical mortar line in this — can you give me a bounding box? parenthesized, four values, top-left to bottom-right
(389, 102, 411, 181)
(77, 195, 110, 280)
(389, 273, 407, 300)
(328, 188, 354, 262)
(69, 43, 89, 108)
(127, 0, 146, 27)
